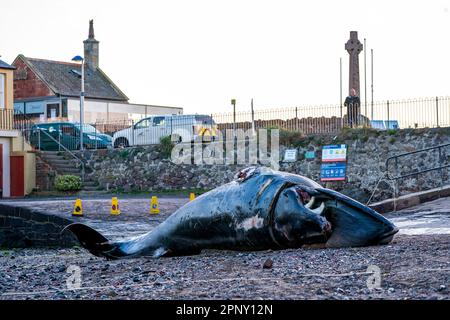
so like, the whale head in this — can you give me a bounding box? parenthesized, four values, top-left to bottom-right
(273, 185, 398, 248)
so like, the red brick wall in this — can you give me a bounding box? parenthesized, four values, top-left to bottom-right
(13, 58, 54, 99)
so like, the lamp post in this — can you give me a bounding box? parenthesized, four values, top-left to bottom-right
(231, 99, 236, 138)
(72, 55, 84, 150)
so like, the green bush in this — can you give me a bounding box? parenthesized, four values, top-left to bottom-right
(159, 135, 174, 158)
(54, 175, 82, 192)
(260, 126, 305, 147)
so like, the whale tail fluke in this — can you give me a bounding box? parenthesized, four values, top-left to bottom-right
(63, 223, 127, 259)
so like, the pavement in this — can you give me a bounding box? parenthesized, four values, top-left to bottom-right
(0, 196, 448, 300)
(388, 197, 450, 235)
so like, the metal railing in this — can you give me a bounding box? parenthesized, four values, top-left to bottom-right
(11, 96, 450, 150)
(0, 109, 15, 131)
(212, 96, 450, 134)
(385, 143, 450, 182)
(367, 143, 450, 208)
(36, 128, 85, 180)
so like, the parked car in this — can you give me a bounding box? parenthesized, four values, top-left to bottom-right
(112, 114, 218, 148)
(29, 122, 112, 151)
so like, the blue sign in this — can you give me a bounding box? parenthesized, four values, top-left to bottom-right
(305, 151, 315, 160)
(26, 101, 45, 114)
(370, 120, 400, 130)
(320, 163, 347, 181)
(14, 102, 25, 113)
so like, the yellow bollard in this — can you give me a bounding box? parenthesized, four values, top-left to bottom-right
(189, 193, 196, 202)
(111, 197, 121, 215)
(73, 199, 83, 216)
(150, 196, 160, 214)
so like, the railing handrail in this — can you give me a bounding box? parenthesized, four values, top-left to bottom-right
(385, 143, 450, 181)
(37, 128, 85, 180)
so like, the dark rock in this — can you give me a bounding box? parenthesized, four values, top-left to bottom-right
(133, 266, 142, 273)
(263, 258, 273, 269)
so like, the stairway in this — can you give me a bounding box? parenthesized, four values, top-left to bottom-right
(38, 151, 100, 192)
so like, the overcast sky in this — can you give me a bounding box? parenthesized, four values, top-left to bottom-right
(1, 0, 449, 114)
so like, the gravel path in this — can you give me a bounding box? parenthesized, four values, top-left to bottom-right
(0, 197, 449, 300)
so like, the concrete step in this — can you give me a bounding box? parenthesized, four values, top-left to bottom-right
(42, 158, 74, 164)
(83, 181, 98, 186)
(56, 169, 81, 176)
(53, 165, 82, 172)
(369, 184, 450, 214)
(82, 186, 102, 191)
(77, 190, 109, 196)
(42, 157, 75, 164)
(40, 153, 66, 158)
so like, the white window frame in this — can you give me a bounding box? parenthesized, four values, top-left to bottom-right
(0, 73, 5, 109)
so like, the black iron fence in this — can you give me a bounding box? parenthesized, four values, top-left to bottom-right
(12, 96, 450, 150)
(212, 96, 450, 134)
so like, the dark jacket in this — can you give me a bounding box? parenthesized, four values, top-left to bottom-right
(344, 95, 360, 107)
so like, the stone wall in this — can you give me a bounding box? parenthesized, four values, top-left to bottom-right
(0, 204, 77, 248)
(35, 156, 57, 191)
(45, 128, 449, 203)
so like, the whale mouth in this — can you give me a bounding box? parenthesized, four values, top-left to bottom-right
(294, 186, 398, 247)
(317, 190, 399, 247)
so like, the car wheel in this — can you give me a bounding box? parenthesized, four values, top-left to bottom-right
(114, 138, 129, 148)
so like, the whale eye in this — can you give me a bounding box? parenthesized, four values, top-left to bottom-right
(296, 188, 311, 204)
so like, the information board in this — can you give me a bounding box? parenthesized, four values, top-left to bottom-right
(283, 149, 298, 162)
(321, 145, 347, 162)
(320, 163, 347, 181)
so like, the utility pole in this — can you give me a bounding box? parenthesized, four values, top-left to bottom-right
(364, 38, 367, 117)
(231, 99, 236, 138)
(371, 49, 374, 121)
(340, 57, 343, 125)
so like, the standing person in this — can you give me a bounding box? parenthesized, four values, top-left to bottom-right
(344, 88, 360, 128)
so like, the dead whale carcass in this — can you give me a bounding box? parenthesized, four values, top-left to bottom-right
(65, 167, 398, 259)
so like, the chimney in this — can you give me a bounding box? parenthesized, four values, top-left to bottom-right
(83, 20, 99, 69)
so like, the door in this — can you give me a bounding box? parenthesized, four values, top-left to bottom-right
(133, 118, 152, 145)
(10, 155, 24, 197)
(150, 116, 170, 144)
(46, 103, 60, 119)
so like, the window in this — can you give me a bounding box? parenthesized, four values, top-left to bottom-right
(135, 118, 151, 129)
(47, 103, 60, 118)
(0, 73, 5, 109)
(153, 116, 166, 126)
(61, 99, 68, 118)
(61, 124, 76, 136)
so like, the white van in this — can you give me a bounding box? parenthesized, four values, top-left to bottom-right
(112, 114, 218, 148)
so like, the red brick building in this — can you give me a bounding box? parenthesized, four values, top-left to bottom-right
(11, 20, 181, 123)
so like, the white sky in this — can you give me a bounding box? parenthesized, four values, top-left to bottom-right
(1, 0, 450, 114)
